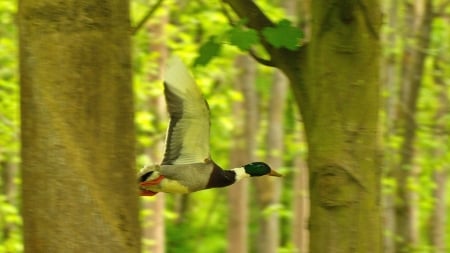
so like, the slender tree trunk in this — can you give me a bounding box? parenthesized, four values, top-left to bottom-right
(141, 97, 166, 253)
(291, 128, 309, 253)
(19, 1, 140, 252)
(227, 55, 257, 253)
(255, 0, 295, 249)
(428, 56, 449, 253)
(142, 195, 165, 253)
(394, 1, 433, 252)
(1, 161, 19, 242)
(141, 9, 168, 253)
(255, 70, 287, 253)
(381, 1, 400, 252)
(429, 170, 447, 253)
(291, 2, 310, 252)
(141, 72, 167, 253)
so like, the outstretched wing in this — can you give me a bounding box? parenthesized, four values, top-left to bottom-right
(161, 56, 210, 165)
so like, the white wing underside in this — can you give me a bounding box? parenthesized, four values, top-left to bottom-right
(162, 56, 210, 165)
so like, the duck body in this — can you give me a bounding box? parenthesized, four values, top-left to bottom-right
(139, 56, 281, 196)
(139, 162, 238, 195)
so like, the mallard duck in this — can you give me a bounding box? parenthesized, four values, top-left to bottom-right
(139, 56, 281, 196)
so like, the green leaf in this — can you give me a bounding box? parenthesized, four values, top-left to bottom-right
(194, 36, 222, 66)
(228, 27, 260, 51)
(262, 19, 303, 50)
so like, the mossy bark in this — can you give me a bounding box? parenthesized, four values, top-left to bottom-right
(19, 1, 140, 252)
(297, 2, 382, 252)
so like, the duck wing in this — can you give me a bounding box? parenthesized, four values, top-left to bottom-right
(161, 56, 211, 165)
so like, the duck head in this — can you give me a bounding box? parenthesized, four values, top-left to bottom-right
(243, 162, 282, 177)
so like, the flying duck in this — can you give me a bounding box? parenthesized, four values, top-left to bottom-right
(138, 56, 281, 196)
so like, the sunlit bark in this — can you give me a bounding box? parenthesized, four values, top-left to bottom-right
(19, 1, 140, 252)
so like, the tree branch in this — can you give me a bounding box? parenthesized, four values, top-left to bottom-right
(132, 0, 165, 35)
(222, 0, 274, 31)
(223, 0, 304, 71)
(249, 49, 275, 67)
(220, 1, 276, 67)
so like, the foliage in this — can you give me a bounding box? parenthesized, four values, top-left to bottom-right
(193, 36, 222, 66)
(0, 1, 22, 252)
(262, 19, 302, 50)
(228, 25, 260, 51)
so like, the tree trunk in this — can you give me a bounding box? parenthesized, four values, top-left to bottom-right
(141, 68, 167, 253)
(381, 1, 400, 252)
(428, 56, 449, 253)
(291, 128, 309, 253)
(255, 70, 287, 253)
(429, 170, 447, 253)
(142, 195, 165, 253)
(301, 2, 382, 252)
(291, 2, 310, 252)
(19, 1, 140, 252)
(1, 161, 19, 244)
(224, 1, 382, 252)
(394, 0, 433, 252)
(227, 55, 257, 253)
(140, 9, 168, 253)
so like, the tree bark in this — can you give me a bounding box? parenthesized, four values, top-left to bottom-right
(304, 2, 382, 252)
(19, 1, 140, 252)
(227, 55, 257, 253)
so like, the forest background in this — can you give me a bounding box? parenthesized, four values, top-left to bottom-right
(1, 0, 450, 253)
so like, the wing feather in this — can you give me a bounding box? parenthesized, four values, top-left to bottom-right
(161, 57, 210, 165)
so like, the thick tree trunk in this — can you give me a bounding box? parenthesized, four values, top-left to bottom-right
(302, 2, 382, 252)
(227, 55, 257, 253)
(394, 0, 432, 252)
(224, 1, 382, 252)
(19, 1, 140, 252)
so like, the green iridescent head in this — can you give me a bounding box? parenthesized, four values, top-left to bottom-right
(243, 162, 282, 177)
